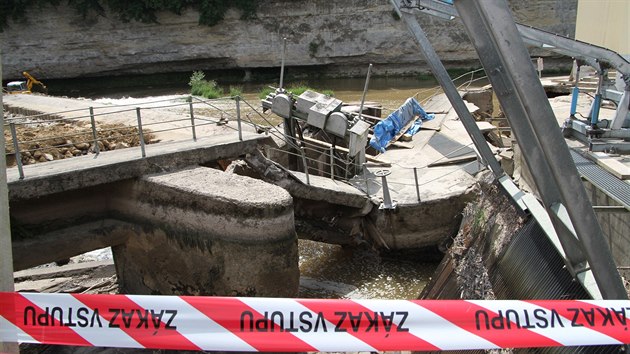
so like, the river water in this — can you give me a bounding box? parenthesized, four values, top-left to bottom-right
(51, 75, 474, 300)
(298, 241, 439, 299)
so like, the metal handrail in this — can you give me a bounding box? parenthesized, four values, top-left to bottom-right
(4, 96, 251, 178)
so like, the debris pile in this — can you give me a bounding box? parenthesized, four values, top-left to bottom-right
(3, 112, 156, 167)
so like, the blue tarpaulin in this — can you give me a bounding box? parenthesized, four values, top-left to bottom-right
(369, 97, 434, 153)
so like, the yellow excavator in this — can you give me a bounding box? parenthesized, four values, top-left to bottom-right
(3, 71, 47, 94)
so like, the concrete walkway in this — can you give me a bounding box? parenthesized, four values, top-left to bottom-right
(7, 132, 268, 200)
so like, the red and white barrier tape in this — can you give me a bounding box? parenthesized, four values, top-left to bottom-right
(1, 292, 628, 351)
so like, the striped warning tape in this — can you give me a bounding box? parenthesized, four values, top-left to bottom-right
(0, 292, 628, 351)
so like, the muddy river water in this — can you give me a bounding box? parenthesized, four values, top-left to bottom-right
(298, 240, 439, 299)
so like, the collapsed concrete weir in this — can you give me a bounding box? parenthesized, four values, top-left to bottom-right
(5, 69, 628, 306)
(4, 84, 500, 300)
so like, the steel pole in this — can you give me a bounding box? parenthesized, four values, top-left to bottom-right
(189, 99, 197, 142)
(279, 38, 287, 91)
(1, 48, 19, 354)
(358, 63, 373, 121)
(136, 108, 146, 158)
(89, 107, 100, 154)
(445, 0, 588, 274)
(236, 96, 243, 141)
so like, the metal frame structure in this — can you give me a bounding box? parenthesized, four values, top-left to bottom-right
(390, 0, 504, 180)
(402, 0, 630, 152)
(392, 0, 628, 299)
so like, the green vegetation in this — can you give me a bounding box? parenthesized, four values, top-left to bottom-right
(1, 0, 259, 32)
(259, 86, 275, 99)
(187, 72, 245, 99)
(472, 208, 486, 233)
(285, 85, 310, 96)
(189, 71, 223, 99)
(321, 89, 335, 97)
(228, 86, 243, 97)
(258, 84, 334, 99)
(391, 9, 401, 21)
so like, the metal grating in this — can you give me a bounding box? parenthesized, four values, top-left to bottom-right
(495, 219, 622, 354)
(571, 149, 630, 208)
(495, 219, 589, 300)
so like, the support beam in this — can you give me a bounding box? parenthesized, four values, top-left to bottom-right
(0, 50, 13, 292)
(0, 48, 19, 354)
(404, 1, 630, 78)
(453, 0, 627, 299)
(391, 0, 504, 179)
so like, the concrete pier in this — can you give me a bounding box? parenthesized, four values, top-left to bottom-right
(112, 167, 299, 297)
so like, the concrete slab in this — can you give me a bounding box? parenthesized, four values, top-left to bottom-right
(364, 114, 480, 207)
(588, 152, 630, 180)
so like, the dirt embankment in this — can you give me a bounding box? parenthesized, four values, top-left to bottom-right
(4, 112, 156, 167)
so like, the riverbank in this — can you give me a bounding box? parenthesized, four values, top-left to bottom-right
(0, 0, 576, 81)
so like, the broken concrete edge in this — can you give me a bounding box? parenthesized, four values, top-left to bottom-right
(13, 259, 115, 282)
(245, 148, 372, 210)
(420, 173, 531, 300)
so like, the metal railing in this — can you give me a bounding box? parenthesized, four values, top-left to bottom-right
(3, 95, 256, 179)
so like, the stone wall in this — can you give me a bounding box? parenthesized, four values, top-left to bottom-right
(0, 0, 577, 80)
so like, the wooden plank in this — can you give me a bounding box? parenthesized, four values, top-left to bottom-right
(368, 134, 414, 149)
(388, 118, 417, 148)
(588, 152, 630, 180)
(14, 260, 114, 281)
(428, 155, 478, 167)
